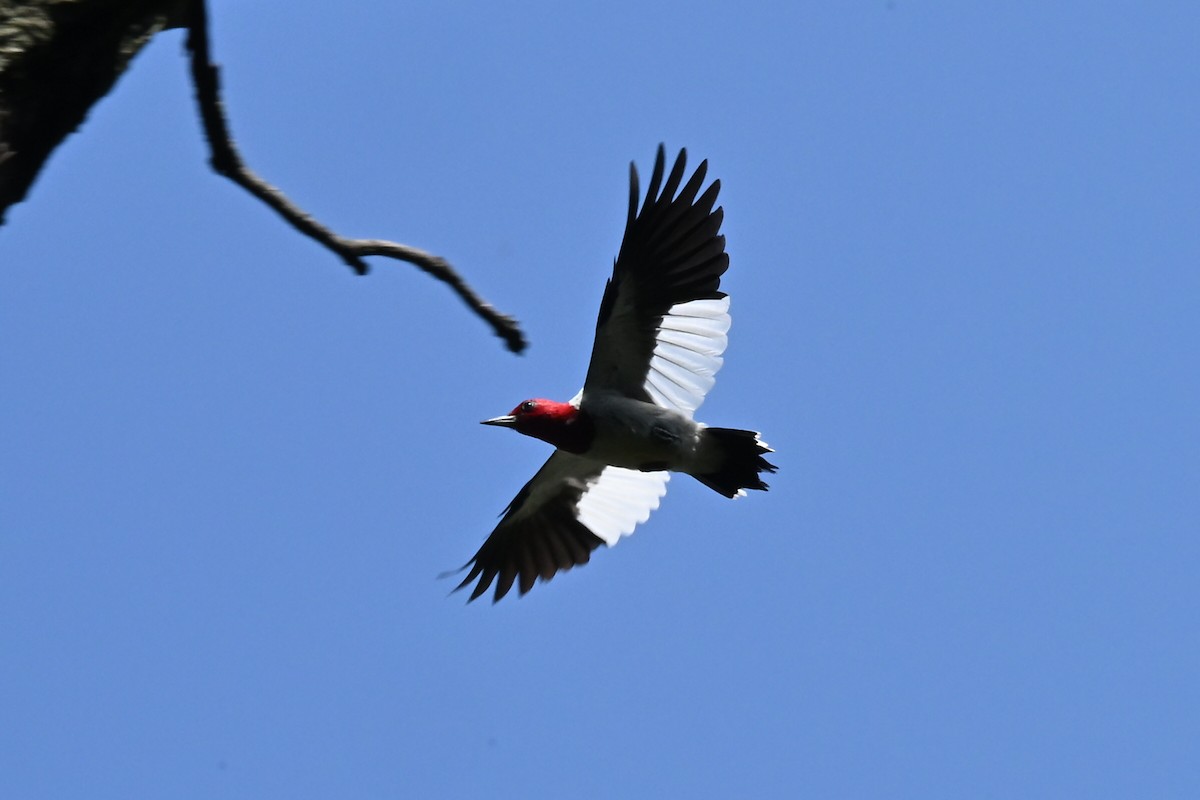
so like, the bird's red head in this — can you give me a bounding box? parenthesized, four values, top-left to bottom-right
(481, 399, 593, 454)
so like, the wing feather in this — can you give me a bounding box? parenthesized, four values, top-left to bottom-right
(583, 146, 732, 417)
(453, 452, 668, 603)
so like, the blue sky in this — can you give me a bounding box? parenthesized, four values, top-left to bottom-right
(2, 2, 1197, 797)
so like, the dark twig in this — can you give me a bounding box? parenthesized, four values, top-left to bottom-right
(182, 0, 526, 353)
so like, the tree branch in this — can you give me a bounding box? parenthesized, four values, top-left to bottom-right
(182, 0, 526, 353)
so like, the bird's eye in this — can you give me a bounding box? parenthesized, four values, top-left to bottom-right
(521, 401, 536, 413)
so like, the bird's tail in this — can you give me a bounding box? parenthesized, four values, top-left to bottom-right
(693, 427, 777, 498)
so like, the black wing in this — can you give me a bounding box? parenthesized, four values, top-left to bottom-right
(581, 146, 732, 415)
(453, 452, 669, 603)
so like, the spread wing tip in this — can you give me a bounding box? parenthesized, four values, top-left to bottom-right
(628, 145, 699, 226)
(449, 554, 585, 604)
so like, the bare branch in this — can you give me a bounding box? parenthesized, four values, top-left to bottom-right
(182, 0, 526, 353)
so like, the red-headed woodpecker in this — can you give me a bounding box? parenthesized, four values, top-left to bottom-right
(454, 146, 776, 602)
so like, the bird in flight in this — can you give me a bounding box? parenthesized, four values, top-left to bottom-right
(453, 145, 775, 602)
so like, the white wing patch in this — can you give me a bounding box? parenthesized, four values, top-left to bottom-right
(643, 296, 730, 417)
(575, 467, 670, 546)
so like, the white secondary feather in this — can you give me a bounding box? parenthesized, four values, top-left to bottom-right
(574, 466, 670, 546)
(643, 296, 731, 416)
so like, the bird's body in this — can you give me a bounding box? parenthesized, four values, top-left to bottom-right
(508, 393, 699, 471)
(454, 146, 776, 602)
(583, 392, 698, 471)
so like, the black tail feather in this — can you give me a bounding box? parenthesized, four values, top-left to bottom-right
(694, 427, 777, 498)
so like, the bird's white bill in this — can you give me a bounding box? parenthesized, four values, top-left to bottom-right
(481, 415, 517, 427)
